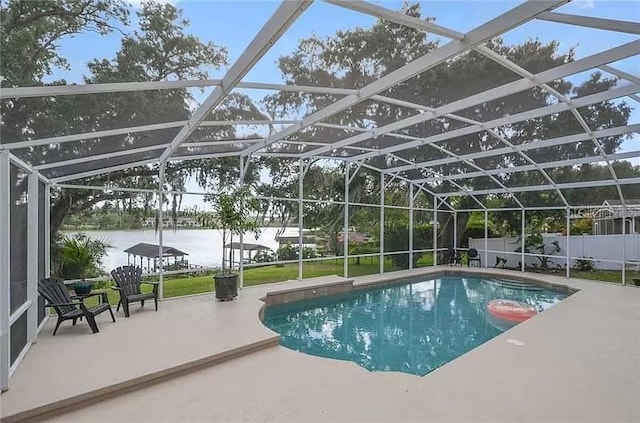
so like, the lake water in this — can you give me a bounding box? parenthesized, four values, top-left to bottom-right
(63, 228, 287, 271)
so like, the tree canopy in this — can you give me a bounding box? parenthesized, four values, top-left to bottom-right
(1, 0, 637, 247)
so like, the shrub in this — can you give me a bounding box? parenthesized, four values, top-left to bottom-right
(54, 233, 111, 280)
(574, 256, 595, 271)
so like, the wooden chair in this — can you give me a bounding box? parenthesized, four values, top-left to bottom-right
(111, 266, 159, 317)
(38, 278, 115, 335)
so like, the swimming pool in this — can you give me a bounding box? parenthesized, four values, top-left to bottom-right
(262, 275, 570, 376)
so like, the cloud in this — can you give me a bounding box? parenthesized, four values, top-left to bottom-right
(576, 0, 596, 9)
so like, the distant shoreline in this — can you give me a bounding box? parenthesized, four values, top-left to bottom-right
(61, 223, 286, 231)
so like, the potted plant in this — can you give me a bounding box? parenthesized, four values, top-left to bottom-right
(55, 233, 111, 294)
(199, 187, 261, 301)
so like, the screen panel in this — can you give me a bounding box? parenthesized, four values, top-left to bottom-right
(10, 164, 28, 314)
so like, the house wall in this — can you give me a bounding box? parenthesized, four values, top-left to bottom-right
(593, 217, 640, 235)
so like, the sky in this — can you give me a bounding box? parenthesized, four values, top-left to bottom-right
(43, 0, 640, 205)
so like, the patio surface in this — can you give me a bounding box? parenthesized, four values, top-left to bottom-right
(1, 268, 639, 422)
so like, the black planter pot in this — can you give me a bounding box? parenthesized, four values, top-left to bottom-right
(214, 273, 238, 301)
(73, 280, 93, 295)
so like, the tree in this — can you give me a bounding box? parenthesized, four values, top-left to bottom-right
(196, 187, 261, 274)
(263, 2, 632, 247)
(0, 0, 129, 87)
(1, 1, 265, 236)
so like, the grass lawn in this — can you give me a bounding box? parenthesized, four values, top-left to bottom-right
(76, 254, 635, 309)
(502, 268, 634, 285)
(78, 253, 435, 307)
(565, 269, 640, 284)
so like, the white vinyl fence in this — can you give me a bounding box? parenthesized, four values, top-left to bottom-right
(469, 234, 640, 271)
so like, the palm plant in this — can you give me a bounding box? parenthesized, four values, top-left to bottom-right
(55, 233, 112, 280)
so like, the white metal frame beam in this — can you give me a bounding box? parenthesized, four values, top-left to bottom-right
(243, 0, 568, 157)
(314, 1, 576, 206)
(598, 65, 640, 103)
(0, 79, 222, 99)
(392, 124, 640, 178)
(439, 177, 640, 197)
(536, 11, 640, 35)
(158, 1, 313, 163)
(339, 40, 640, 162)
(355, 83, 638, 166)
(380, 151, 487, 209)
(1, 120, 298, 151)
(413, 148, 640, 184)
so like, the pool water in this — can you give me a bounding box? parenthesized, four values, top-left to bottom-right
(262, 276, 569, 376)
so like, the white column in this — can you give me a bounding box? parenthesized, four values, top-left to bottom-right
(484, 210, 488, 268)
(158, 163, 165, 300)
(622, 208, 626, 286)
(433, 196, 438, 266)
(298, 159, 304, 280)
(239, 157, 246, 288)
(0, 151, 10, 391)
(409, 184, 414, 270)
(344, 165, 350, 278)
(379, 173, 385, 274)
(521, 208, 526, 272)
(453, 210, 457, 251)
(44, 184, 51, 279)
(26, 172, 39, 343)
(566, 208, 570, 279)
(42, 183, 50, 323)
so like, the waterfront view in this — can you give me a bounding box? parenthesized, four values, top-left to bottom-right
(63, 228, 286, 271)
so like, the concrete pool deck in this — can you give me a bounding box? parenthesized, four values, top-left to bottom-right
(1, 268, 639, 422)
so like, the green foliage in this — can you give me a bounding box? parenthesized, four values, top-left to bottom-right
(253, 250, 276, 264)
(2, 0, 636, 256)
(570, 218, 593, 235)
(198, 186, 261, 274)
(515, 232, 562, 271)
(383, 222, 432, 270)
(62, 208, 147, 230)
(276, 243, 297, 261)
(466, 212, 492, 239)
(274, 244, 317, 261)
(1, 0, 129, 86)
(54, 233, 111, 280)
(574, 256, 595, 272)
(263, 2, 632, 248)
(1, 0, 262, 238)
